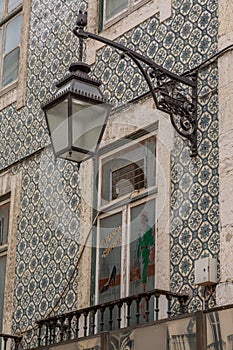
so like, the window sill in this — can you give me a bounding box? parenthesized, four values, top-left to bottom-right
(86, 0, 172, 65)
(0, 245, 8, 254)
(0, 83, 18, 110)
(102, 0, 152, 31)
(99, 186, 158, 213)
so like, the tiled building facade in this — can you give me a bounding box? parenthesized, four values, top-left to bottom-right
(0, 0, 232, 348)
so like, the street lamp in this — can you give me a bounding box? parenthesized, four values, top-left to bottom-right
(42, 60, 112, 165)
(42, 11, 198, 165)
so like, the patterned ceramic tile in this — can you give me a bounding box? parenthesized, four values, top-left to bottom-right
(171, 63, 219, 312)
(11, 148, 80, 346)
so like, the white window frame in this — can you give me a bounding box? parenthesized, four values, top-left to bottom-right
(98, 133, 157, 211)
(86, 0, 172, 65)
(95, 132, 157, 309)
(103, 0, 151, 29)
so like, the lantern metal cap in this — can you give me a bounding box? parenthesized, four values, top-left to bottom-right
(56, 62, 102, 88)
(41, 62, 112, 110)
(41, 87, 111, 110)
(69, 62, 90, 73)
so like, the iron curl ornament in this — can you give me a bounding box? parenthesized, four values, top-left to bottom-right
(73, 11, 198, 156)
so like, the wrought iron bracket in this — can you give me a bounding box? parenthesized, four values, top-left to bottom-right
(73, 11, 198, 156)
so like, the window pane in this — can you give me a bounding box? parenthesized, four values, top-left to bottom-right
(105, 0, 128, 21)
(129, 200, 155, 323)
(98, 212, 122, 304)
(129, 199, 155, 295)
(72, 101, 110, 152)
(0, 1, 4, 19)
(2, 47, 20, 87)
(8, 0, 22, 13)
(5, 14, 22, 54)
(101, 136, 156, 205)
(112, 158, 145, 200)
(46, 99, 69, 154)
(0, 203, 10, 246)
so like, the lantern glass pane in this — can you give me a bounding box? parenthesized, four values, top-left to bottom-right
(46, 98, 69, 153)
(72, 100, 110, 152)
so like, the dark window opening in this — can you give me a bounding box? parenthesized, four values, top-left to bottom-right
(111, 158, 145, 200)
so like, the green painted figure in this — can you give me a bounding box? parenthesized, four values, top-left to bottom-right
(137, 212, 155, 291)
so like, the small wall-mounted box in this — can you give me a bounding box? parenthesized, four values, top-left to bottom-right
(194, 257, 217, 286)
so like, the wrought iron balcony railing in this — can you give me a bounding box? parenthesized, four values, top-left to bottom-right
(0, 333, 22, 350)
(36, 288, 189, 348)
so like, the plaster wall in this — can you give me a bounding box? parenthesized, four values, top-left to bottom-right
(216, 0, 233, 305)
(0, 172, 22, 333)
(77, 160, 94, 309)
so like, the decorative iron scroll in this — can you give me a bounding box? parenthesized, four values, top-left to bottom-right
(73, 11, 198, 156)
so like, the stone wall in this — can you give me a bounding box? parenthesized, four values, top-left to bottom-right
(0, 172, 22, 333)
(216, 0, 233, 306)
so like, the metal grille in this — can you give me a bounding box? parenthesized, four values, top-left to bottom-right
(111, 159, 145, 200)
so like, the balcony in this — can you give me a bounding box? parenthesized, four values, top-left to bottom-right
(35, 288, 188, 348)
(0, 334, 22, 350)
(6, 290, 233, 350)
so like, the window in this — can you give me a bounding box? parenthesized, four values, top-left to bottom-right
(100, 136, 156, 206)
(0, 195, 10, 333)
(86, 1, 172, 65)
(99, 0, 150, 30)
(96, 132, 157, 319)
(0, 0, 30, 110)
(0, 0, 22, 89)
